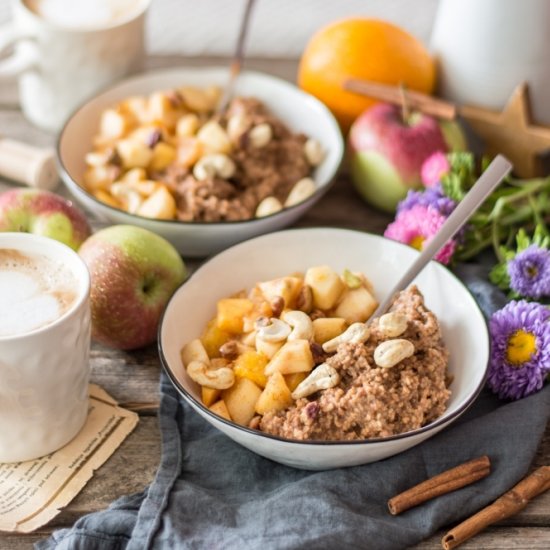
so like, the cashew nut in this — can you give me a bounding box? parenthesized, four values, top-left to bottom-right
(256, 317, 291, 343)
(249, 123, 272, 148)
(110, 182, 143, 213)
(227, 114, 248, 142)
(303, 138, 325, 166)
(284, 177, 316, 207)
(193, 153, 236, 181)
(281, 310, 314, 341)
(322, 322, 370, 353)
(378, 311, 408, 338)
(186, 360, 235, 389)
(255, 196, 283, 217)
(374, 339, 415, 368)
(291, 363, 340, 399)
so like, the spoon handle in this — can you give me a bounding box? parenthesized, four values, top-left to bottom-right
(371, 154, 512, 319)
(216, 0, 257, 115)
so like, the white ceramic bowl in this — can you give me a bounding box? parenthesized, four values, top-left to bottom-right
(57, 67, 344, 257)
(159, 228, 489, 470)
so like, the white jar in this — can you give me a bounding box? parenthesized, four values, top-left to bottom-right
(430, 0, 550, 125)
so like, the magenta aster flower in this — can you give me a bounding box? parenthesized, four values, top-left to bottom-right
(384, 204, 456, 264)
(508, 245, 550, 300)
(421, 151, 450, 188)
(397, 183, 457, 217)
(487, 300, 550, 400)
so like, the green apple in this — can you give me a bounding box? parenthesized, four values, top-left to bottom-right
(0, 188, 91, 250)
(79, 225, 186, 350)
(348, 103, 466, 213)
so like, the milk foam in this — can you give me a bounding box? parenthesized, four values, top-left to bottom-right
(0, 249, 78, 338)
(25, 0, 141, 29)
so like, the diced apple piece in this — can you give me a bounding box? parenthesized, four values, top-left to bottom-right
(180, 86, 219, 113)
(284, 372, 307, 392)
(257, 276, 303, 309)
(181, 338, 210, 367)
(121, 167, 147, 183)
(177, 137, 203, 167)
(176, 113, 200, 137)
(99, 109, 128, 140)
(255, 372, 293, 415)
(264, 339, 314, 376)
(83, 166, 118, 190)
(137, 185, 177, 220)
(120, 95, 150, 124)
(197, 120, 232, 154)
(149, 142, 176, 171)
(93, 190, 120, 208)
(209, 399, 231, 421)
(116, 138, 154, 168)
(255, 337, 283, 359)
(233, 350, 268, 388)
(304, 266, 345, 310)
(202, 387, 221, 407)
(216, 298, 254, 334)
(312, 317, 348, 344)
(222, 377, 262, 426)
(333, 287, 378, 323)
(148, 91, 181, 128)
(200, 318, 232, 358)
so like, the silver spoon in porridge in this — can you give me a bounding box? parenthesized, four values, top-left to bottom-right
(371, 154, 512, 319)
(216, 0, 257, 115)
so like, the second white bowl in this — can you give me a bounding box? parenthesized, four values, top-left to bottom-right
(57, 67, 344, 257)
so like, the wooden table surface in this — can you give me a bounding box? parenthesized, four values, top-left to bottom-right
(0, 56, 548, 549)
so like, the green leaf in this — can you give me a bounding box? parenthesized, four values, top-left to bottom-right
(441, 172, 465, 202)
(488, 262, 510, 291)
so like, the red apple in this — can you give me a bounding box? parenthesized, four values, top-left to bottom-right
(348, 103, 466, 212)
(79, 224, 186, 350)
(0, 188, 91, 250)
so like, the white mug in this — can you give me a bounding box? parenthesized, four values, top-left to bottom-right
(430, 0, 550, 125)
(0, 233, 91, 463)
(0, 0, 150, 132)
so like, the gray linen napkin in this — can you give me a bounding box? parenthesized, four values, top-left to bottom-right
(36, 265, 550, 550)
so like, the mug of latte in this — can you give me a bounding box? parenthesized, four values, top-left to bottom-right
(0, 233, 91, 462)
(0, 0, 150, 132)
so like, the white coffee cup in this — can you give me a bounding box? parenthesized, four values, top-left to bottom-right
(0, 232, 91, 463)
(0, 0, 150, 132)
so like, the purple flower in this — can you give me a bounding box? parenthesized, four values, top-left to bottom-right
(421, 151, 450, 187)
(487, 300, 550, 400)
(397, 184, 457, 217)
(508, 245, 550, 299)
(384, 204, 457, 264)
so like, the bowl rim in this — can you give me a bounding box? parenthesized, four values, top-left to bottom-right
(56, 66, 345, 228)
(158, 227, 490, 447)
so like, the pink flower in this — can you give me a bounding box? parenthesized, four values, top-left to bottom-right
(384, 205, 457, 264)
(421, 151, 450, 188)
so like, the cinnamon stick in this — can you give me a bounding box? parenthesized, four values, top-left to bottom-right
(441, 465, 550, 550)
(343, 78, 458, 120)
(388, 456, 491, 515)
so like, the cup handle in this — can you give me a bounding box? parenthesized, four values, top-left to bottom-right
(0, 24, 36, 78)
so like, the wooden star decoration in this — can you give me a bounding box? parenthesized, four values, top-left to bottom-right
(460, 82, 550, 178)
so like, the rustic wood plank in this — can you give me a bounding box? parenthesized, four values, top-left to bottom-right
(413, 526, 550, 549)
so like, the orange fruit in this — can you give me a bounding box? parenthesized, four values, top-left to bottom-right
(298, 18, 436, 133)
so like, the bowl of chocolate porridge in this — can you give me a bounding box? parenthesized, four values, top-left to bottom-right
(159, 228, 490, 470)
(57, 67, 344, 257)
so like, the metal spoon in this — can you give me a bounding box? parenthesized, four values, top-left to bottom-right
(216, 0, 257, 115)
(370, 154, 513, 319)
